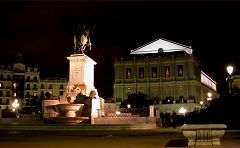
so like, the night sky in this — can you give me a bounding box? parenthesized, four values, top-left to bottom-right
(1, 0, 240, 98)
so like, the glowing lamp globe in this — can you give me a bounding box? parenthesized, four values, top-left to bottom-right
(227, 65, 233, 75)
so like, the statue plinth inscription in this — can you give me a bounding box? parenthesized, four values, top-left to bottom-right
(67, 54, 96, 95)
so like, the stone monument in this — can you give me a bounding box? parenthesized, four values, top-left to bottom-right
(43, 24, 102, 124)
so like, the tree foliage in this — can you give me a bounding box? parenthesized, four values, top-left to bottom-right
(121, 92, 153, 108)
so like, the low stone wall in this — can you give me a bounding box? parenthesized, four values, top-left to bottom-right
(42, 100, 60, 118)
(94, 117, 146, 124)
(180, 124, 227, 146)
(94, 117, 156, 126)
(0, 114, 42, 125)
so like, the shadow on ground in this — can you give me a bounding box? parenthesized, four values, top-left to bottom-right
(165, 139, 188, 147)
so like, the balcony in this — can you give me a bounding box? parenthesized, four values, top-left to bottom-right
(161, 98, 196, 104)
(25, 94, 31, 98)
(6, 94, 11, 97)
(5, 86, 11, 89)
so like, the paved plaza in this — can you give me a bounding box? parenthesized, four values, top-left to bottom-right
(0, 125, 240, 148)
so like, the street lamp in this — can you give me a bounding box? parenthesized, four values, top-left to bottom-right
(12, 99, 19, 112)
(226, 65, 234, 95)
(179, 107, 187, 124)
(200, 101, 203, 109)
(207, 92, 212, 106)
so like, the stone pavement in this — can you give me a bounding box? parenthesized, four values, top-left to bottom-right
(0, 123, 240, 148)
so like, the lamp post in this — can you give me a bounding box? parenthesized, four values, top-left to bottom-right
(226, 65, 234, 95)
(12, 99, 20, 118)
(179, 107, 187, 124)
(12, 99, 19, 112)
(207, 92, 212, 106)
(200, 101, 203, 109)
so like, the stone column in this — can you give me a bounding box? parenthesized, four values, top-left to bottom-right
(91, 98, 100, 124)
(149, 105, 154, 117)
(0, 108, 2, 119)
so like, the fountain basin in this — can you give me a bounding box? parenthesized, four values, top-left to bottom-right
(56, 104, 84, 117)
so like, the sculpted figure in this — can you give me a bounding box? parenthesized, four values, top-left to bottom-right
(73, 24, 93, 54)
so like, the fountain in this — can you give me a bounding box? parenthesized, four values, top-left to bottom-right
(46, 103, 88, 124)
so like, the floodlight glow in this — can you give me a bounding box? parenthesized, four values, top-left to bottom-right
(127, 104, 131, 108)
(179, 107, 187, 114)
(200, 101, 203, 105)
(227, 65, 234, 75)
(12, 99, 19, 109)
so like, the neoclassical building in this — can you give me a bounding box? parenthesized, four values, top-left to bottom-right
(113, 38, 218, 113)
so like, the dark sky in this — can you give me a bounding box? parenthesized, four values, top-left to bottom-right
(1, 0, 240, 98)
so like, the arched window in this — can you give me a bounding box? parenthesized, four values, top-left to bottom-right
(7, 75, 11, 80)
(26, 76, 30, 81)
(34, 76, 38, 82)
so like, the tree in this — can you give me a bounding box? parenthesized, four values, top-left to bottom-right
(121, 92, 152, 108)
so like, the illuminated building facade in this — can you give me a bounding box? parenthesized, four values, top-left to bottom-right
(113, 38, 218, 113)
(0, 59, 67, 110)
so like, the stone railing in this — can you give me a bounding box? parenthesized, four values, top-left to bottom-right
(179, 124, 227, 146)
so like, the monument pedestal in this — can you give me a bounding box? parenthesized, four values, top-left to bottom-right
(67, 54, 102, 124)
(67, 54, 96, 95)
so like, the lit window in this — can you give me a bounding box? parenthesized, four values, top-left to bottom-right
(13, 83, 17, 89)
(126, 68, 132, 79)
(48, 84, 53, 89)
(139, 68, 144, 79)
(177, 65, 183, 77)
(164, 66, 170, 77)
(152, 67, 157, 78)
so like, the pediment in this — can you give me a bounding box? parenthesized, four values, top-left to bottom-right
(130, 37, 192, 55)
